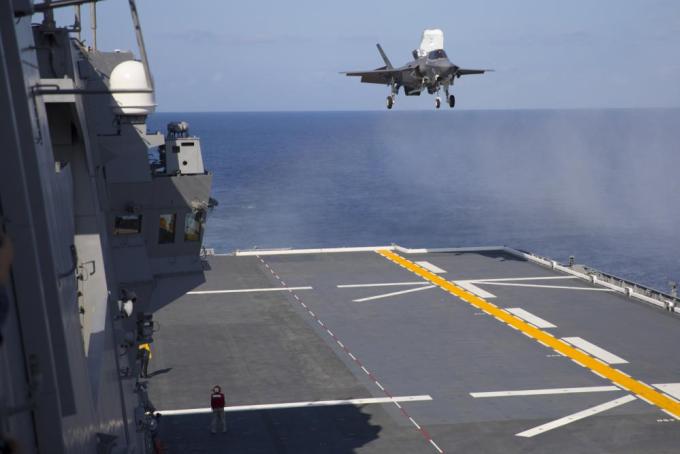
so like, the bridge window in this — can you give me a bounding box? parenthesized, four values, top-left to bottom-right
(184, 211, 204, 242)
(113, 214, 142, 235)
(158, 214, 176, 244)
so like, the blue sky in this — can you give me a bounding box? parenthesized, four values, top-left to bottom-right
(56, 0, 680, 111)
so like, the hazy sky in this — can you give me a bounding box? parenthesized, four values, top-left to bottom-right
(56, 0, 680, 111)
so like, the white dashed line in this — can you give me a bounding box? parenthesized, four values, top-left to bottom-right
(506, 307, 557, 329)
(430, 439, 444, 453)
(414, 261, 447, 274)
(562, 337, 628, 364)
(256, 255, 442, 453)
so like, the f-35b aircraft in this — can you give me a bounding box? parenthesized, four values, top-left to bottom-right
(343, 29, 491, 109)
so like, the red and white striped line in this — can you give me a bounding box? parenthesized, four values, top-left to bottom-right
(257, 255, 444, 453)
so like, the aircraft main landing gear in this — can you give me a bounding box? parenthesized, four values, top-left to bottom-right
(386, 95, 394, 110)
(448, 94, 455, 108)
(435, 97, 441, 109)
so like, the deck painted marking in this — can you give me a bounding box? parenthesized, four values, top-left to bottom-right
(482, 282, 613, 292)
(454, 281, 497, 299)
(470, 386, 619, 398)
(506, 308, 557, 329)
(258, 255, 443, 453)
(338, 281, 428, 288)
(353, 285, 436, 302)
(515, 395, 636, 437)
(472, 276, 578, 283)
(429, 440, 444, 453)
(454, 275, 611, 297)
(377, 249, 680, 419)
(653, 384, 680, 404)
(415, 261, 446, 274)
(561, 337, 628, 364)
(188, 287, 312, 295)
(159, 395, 433, 416)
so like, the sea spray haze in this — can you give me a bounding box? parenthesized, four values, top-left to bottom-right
(148, 109, 680, 290)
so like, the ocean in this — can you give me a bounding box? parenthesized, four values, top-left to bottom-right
(148, 109, 680, 292)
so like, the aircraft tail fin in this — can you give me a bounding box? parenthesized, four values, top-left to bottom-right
(376, 44, 393, 69)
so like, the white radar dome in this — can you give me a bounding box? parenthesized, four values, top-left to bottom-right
(109, 60, 156, 116)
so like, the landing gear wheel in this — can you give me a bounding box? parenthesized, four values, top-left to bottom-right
(448, 94, 456, 108)
(435, 97, 441, 109)
(386, 96, 394, 110)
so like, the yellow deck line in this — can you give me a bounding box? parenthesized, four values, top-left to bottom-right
(377, 249, 680, 419)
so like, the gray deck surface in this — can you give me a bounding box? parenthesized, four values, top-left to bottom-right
(148, 249, 680, 453)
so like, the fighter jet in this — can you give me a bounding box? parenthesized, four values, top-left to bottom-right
(343, 29, 491, 109)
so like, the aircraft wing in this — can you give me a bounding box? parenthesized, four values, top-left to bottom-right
(342, 68, 403, 85)
(457, 68, 493, 76)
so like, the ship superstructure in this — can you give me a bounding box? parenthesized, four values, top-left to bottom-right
(1, 1, 211, 452)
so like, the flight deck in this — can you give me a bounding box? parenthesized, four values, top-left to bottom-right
(148, 247, 680, 453)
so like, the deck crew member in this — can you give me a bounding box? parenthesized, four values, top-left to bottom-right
(210, 385, 227, 434)
(138, 342, 152, 378)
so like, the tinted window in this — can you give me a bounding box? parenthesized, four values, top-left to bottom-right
(158, 214, 176, 244)
(184, 211, 204, 242)
(114, 214, 142, 235)
(428, 49, 447, 60)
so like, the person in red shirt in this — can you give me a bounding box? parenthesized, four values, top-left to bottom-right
(210, 385, 226, 434)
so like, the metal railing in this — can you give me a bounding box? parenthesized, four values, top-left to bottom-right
(508, 247, 679, 314)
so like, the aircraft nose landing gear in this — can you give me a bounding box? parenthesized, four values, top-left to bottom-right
(435, 97, 441, 109)
(448, 94, 455, 108)
(386, 80, 398, 110)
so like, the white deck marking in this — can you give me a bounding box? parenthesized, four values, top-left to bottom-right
(429, 440, 444, 453)
(159, 395, 433, 416)
(474, 276, 578, 283)
(337, 281, 428, 288)
(516, 395, 636, 437)
(561, 337, 628, 364)
(453, 275, 601, 299)
(662, 409, 680, 420)
(188, 286, 313, 295)
(481, 282, 613, 291)
(470, 386, 619, 398)
(353, 285, 436, 302)
(258, 254, 442, 453)
(653, 384, 680, 401)
(506, 308, 557, 329)
(454, 281, 497, 299)
(415, 261, 446, 273)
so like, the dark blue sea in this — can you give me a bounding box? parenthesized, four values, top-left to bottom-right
(148, 109, 680, 292)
